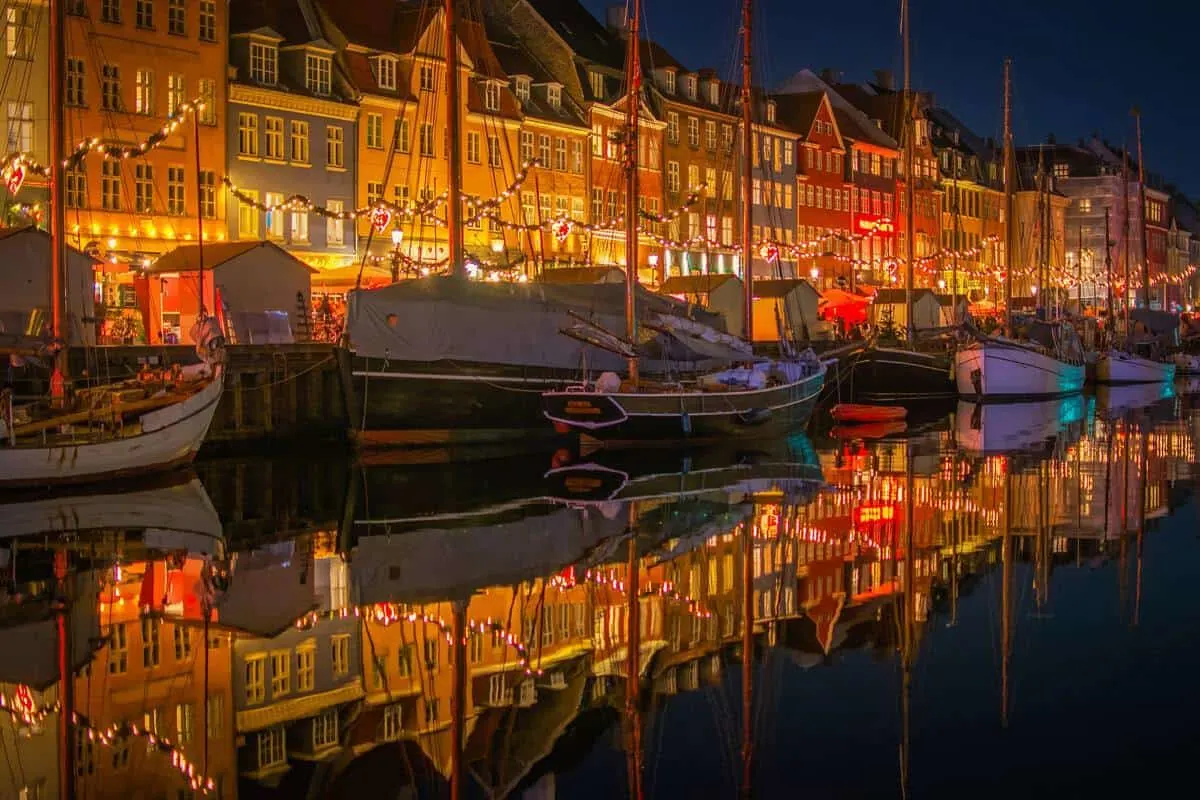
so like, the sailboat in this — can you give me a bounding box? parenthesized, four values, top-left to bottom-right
(1096, 111, 1176, 385)
(0, 7, 223, 487)
(954, 63, 1086, 400)
(539, 0, 826, 443)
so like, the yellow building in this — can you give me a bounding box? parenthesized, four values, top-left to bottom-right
(1012, 188, 1069, 300)
(316, 5, 524, 272)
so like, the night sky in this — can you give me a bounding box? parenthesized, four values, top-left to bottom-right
(582, 0, 1199, 196)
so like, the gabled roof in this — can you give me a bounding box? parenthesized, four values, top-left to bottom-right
(0, 224, 98, 261)
(524, 0, 627, 71)
(230, 0, 314, 46)
(147, 241, 318, 274)
(489, 38, 586, 128)
(316, 2, 428, 56)
(776, 69, 897, 150)
(661, 274, 742, 294)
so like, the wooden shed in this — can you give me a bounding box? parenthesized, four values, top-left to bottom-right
(141, 241, 315, 345)
(753, 279, 823, 342)
(660, 274, 746, 338)
(871, 288, 943, 332)
(538, 266, 627, 285)
(0, 225, 98, 345)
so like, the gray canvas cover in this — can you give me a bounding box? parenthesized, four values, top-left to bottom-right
(347, 278, 732, 372)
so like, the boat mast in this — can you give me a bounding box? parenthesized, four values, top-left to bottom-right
(1036, 147, 1045, 312)
(193, 111, 206, 319)
(1104, 208, 1113, 336)
(623, 0, 642, 385)
(902, 0, 915, 340)
(444, 0, 465, 279)
(1000, 461, 1012, 728)
(1002, 59, 1013, 333)
(1122, 146, 1130, 335)
(1133, 109, 1150, 310)
(951, 141, 959, 316)
(740, 0, 754, 344)
(624, 530, 643, 800)
(49, 0, 67, 400)
(53, 550, 74, 800)
(741, 518, 753, 798)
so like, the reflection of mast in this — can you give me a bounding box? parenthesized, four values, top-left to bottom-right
(1000, 461, 1013, 729)
(54, 550, 75, 800)
(1033, 460, 1050, 614)
(1134, 423, 1148, 628)
(741, 518, 754, 798)
(625, 533, 643, 800)
(450, 603, 467, 800)
(949, 465, 960, 628)
(898, 447, 915, 800)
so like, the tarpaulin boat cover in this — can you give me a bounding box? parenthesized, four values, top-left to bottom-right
(347, 278, 733, 372)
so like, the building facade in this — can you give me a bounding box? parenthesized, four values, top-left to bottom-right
(227, 0, 359, 270)
(747, 97, 799, 280)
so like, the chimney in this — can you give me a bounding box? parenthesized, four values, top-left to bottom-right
(920, 91, 934, 108)
(1047, 132, 1057, 145)
(606, 5, 628, 36)
(873, 69, 894, 90)
(819, 67, 839, 85)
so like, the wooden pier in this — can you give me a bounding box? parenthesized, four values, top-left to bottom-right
(67, 343, 348, 445)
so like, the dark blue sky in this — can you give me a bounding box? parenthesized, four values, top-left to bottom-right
(583, 0, 1198, 195)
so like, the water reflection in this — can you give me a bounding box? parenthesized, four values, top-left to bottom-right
(1, 389, 1197, 799)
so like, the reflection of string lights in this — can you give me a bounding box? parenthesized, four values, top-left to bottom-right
(0, 690, 217, 795)
(549, 569, 713, 620)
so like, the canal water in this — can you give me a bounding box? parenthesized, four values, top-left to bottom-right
(2, 384, 1199, 799)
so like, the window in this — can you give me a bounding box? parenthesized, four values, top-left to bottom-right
(589, 70, 604, 98)
(419, 123, 433, 156)
(722, 169, 732, 201)
(291, 209, 309, 243)
(784, 144, 793, 166)
(766, 101, 776, 123)
(75, 729, 94, 778)
(101, 65, 122, 111)
(394, 643, 413, 677)
(382, 704, 403, 741)
(264, 192, 283, 238)
(249, 42, 277, 85)
(664, 70, 676, 94)
(423, 638, 439, 670)
(296, 646, 315, 691)
(465, 131, 480, 164)
(688, 164, 699, 192)
(1079, 197, 1092, 213)
(591, 122, 603, 156)
(167, 0, 184, 34)
(199, 170, 215, 218)
(721, 216, 732, 246)
(327, 125, 344, 167)
(571, 140, 584, 173)
(705, 120, 717, 151)
(199, 0, 216, 41)
(142, 618, 160, 667)
(107, 623, 128, 673)
(237, 189, 259, 238)
(134, 69, 154, 114)
(546, 85, 560, 108)
(416, 62, 435, 91)
(554, 137, 567, 171)
(366, 181, 382, 205)
(135, 0, 153, 28)
(666, 112, 679, 144)
(290, 120, 309, 163)
(257, 728, 285, 769)
(374, 56, 397, 91)
(101, 0, 120, 23)
(424, 698, 440, 724)
(313, 709, 338, 748)
(264, 117, 283, 159)
(66, 165, 87, 209)
(514, 76, 530, 102)
(206, 694, 223, 739)
(519, 130, 533, 162)
(483, 81, 500, 111)
(198, 78, 216, 124)
(175, 703, 193, 745)
(306, 54, 331, 95)
(386, 117, 406, 153)
(1053, 163, 1068, 179)
(326, 199, 344, 246)
(706, 167, 716, 198)
(6, 7, 33, 59)
(590, 188, 602, 221)
(687, 117, 699, 147)
(66, 59, 85, 106)
(708, 81, 719, 104)
(5, 102, 31, 153)
(487, 134, 501, 167)
(167, 73, 184, 116)
(172, 622, 191, 659)
(685, 74, 697, 99)
(722, 124, 733, 151)
(270, 651, 290, 697)
(666, 161, 679, 194)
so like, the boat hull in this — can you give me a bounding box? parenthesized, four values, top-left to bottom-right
(954, 342, 1085, 400)
(851, 346, 955, 400)
(1173, 352, 1200, 376)
(1095, 351, 1176, 384)
(0, 373, 223, 488)
(542, 368, 825, 444)
(955, 396, 1085, 454)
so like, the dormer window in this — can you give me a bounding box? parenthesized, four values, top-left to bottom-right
(306, 53, 331, 96)
(547, 84, 560, 109)
(513, 76, 530, 103)
(373, 56, 397, 91)
(664, 70, 676, 94)
(419, 64, 434, 92)
(249, 41, 277, 85)
(685, 75, 697, 100)
(766, 100, 776, 123)
(708, 81, 719, 105)
(588, 70, 605, 99)
(483, 81, 500, 112)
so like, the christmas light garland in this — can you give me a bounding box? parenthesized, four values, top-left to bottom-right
(0, 690, 218, 795)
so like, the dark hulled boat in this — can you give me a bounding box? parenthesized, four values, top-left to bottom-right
(850, 343, 956, 401)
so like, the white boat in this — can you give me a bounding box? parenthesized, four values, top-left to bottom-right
(1095, 350, 1176, 384)
(955, 339, 1085, 399)
(956, 396, 1084, 454)
(1173, 352, 1200, 376)
(1096, 381, 1175, 419)
(0, 367, 224, 488)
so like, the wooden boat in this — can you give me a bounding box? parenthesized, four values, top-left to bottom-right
(0, 364, 224, 488)
(1095, 349, 1176, 384)
(1174, 351, 1200, 376)
(830, 403, 907, 423)
(851, 343, 955, 400)
(955, 325, 1086, 400)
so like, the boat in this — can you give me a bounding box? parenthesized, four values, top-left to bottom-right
(955, 396, 1085, 454)
(1095, 349, 1176, 384)
(830, 403, 907, 424)
(539, 0, 825, 445)
(1173, 351, 1200, 376)
(955, 328, 1086, 399)
(851, 344, 955, 400)
(1095, 381, 1176, 420)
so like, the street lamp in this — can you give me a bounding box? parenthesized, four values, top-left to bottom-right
(389, 229, 404, 282)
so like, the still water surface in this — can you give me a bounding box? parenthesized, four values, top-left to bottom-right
(2, 384, 1199, 799)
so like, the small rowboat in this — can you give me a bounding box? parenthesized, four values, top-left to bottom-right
(830, 403, 908, 424)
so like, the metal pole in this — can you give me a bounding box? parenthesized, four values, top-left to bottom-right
(444, 0, 465, 279)
(623, 0, 642, 384)
(49, 0, 67, 402)
(1002, 60, 1013, 333)
(740, 0, 754, 343)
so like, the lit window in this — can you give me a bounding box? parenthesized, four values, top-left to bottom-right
(249, 42, 277, 85)
(5, 7, 33, 59)
(374, 56, 397, 91)
(306, 53, 331, 96)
